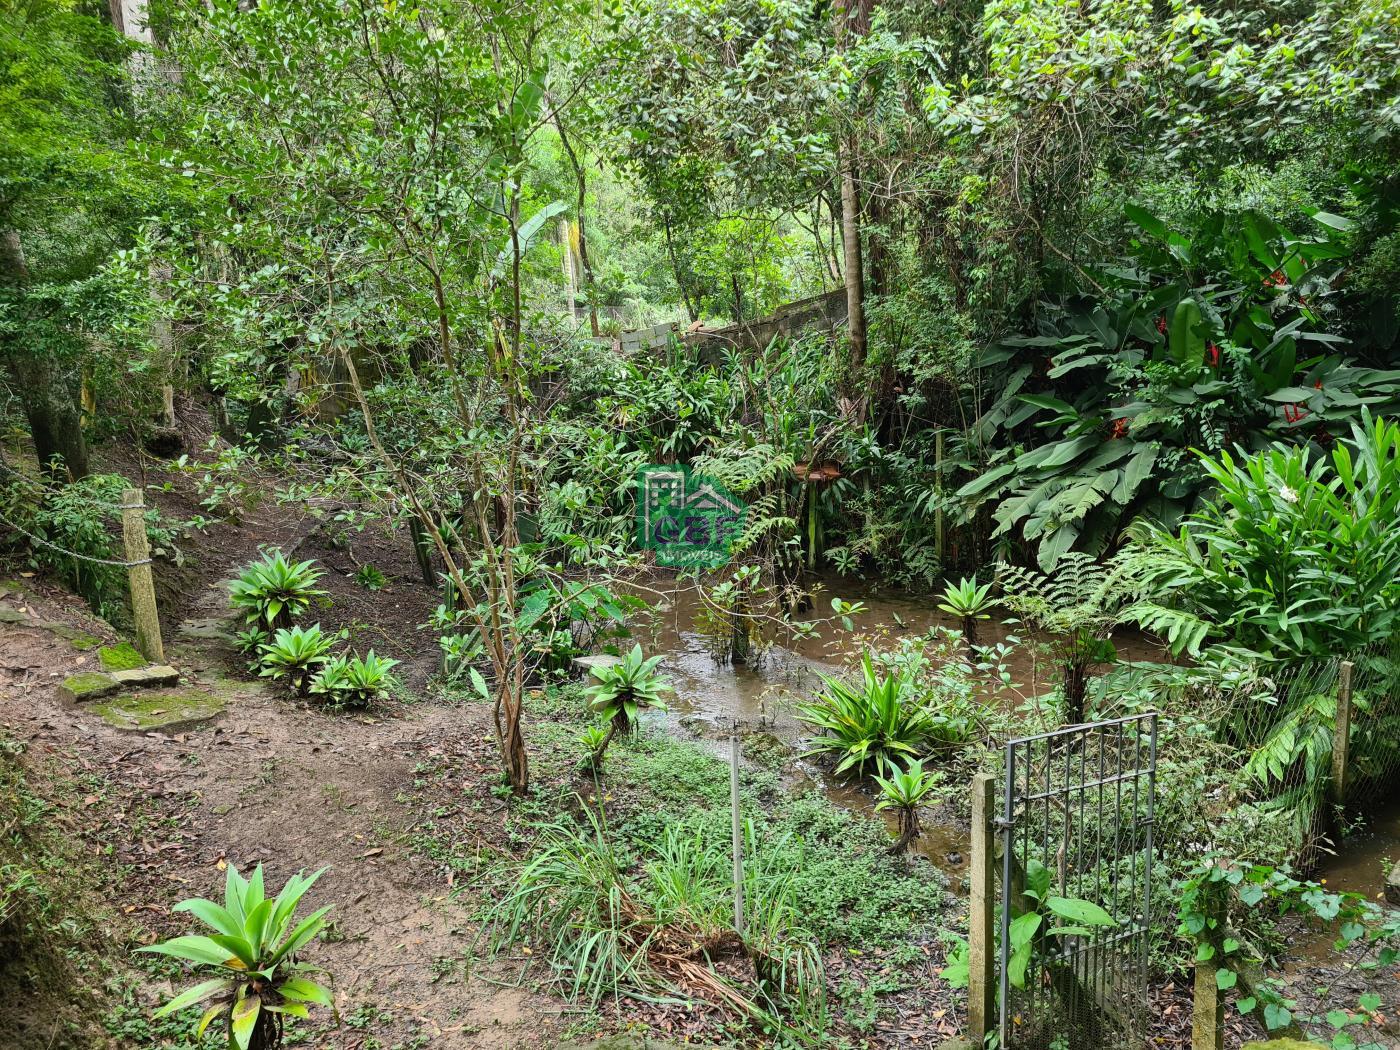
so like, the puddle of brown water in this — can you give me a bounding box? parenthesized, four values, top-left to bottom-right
(626, 574, 1163, 885)
(1316, 805, 1400, 900)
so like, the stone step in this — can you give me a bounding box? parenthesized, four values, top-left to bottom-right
(59, 664, 180, 703)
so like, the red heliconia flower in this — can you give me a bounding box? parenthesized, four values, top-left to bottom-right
(1155, 315, 1167, 335)
(1264, 269, 1288, 288)
(1206, 343, 1220, 367)
(1109, 418, 1129, 439)
(1315, 378, 1323, 390)
(1282, 403, 1310, 424)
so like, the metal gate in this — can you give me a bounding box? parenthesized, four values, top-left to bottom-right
(997, 714, 1158, 1049)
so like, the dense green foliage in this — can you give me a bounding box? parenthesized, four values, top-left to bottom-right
(3, 0, 1400, 1044)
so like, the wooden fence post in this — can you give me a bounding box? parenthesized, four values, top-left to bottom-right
(1331, 660, 1355, 805)
(968, 772, 996, 1044)
(121, 489, 164, 663)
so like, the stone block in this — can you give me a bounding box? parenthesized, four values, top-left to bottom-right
(110, 665, 180, 688)
(58, 672, 120, 703)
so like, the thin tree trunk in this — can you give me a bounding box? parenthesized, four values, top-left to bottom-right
(835, 0, 872, 373)
(0, 231, 90, 479)
(663, 218, 699, 323)
(555, 117, 601, 337)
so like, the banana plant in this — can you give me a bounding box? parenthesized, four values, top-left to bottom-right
(139, 865, 334, 1050)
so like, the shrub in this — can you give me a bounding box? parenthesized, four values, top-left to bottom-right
(1132, 412, 1400, 659)
(0, 472, 178, 619)
(795, 654, 938, 777)
(310, 650, 399, 708)
(228, 551, 326, 631)
(139, 864, 333, 1050)
(258, 625, 336, 697)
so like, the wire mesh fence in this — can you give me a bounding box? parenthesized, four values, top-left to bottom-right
(1341, 640, 1400, 808)
(997, 715, 1157, 1050)
(1121, 641, 1400, 869)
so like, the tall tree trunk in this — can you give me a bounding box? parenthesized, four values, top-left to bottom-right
(834, 0, 872, 373)
(110, 0, 181, 439)
(1, 231, 90, 480)
(839, 151, 867, 371)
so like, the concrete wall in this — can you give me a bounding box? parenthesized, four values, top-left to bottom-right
(617, 289, 849, 362)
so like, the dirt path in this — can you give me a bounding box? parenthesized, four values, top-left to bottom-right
(0, 566, 569, 1048)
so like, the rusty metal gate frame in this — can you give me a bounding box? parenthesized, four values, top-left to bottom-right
(997, 714, 1159, 1049)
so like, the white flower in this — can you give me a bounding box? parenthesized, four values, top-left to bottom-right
(1279, 485, 1299, 504)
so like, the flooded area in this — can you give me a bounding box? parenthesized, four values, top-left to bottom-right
(628, 573, 1165, 885)
(1315, 805, 1400, 901)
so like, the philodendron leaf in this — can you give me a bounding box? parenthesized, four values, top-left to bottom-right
(1045, 897, 1116, 927)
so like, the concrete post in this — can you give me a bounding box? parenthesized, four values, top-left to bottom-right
(1191, 960, 1223, 1050)
(1331, 660, 1355, 805)
(122, 489, 164, 663)
(968, 772, 996, 1044)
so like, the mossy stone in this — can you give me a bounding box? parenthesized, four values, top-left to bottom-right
(67, 634, 102, 651)
(58, 672, 120, 703)
(99, 643, 146, 671)
(1242, 1041, 1328, 1050)
(92, 689, 226, 732)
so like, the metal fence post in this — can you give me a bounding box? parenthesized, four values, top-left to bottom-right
(121, 489, 164, 663)
(968, 772, 996, 1044)
(1331, 660, 1355, 805)
(998, 742, 1016, 1047)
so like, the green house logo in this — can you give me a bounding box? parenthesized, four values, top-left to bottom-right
(637, 465, 745, 568)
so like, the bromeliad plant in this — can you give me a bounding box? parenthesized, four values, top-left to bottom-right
(583, 644, 672, 755)
(139, 865, 333, 1050)
(258, 625, 338, 698)
(310, 651, 399, 708)
(937, 576, 996, 646)
(577, 724, 611, 770)
(796, 654, 937, 777)
(873, 759, 940, 854)
(229, 551, 326, 632)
